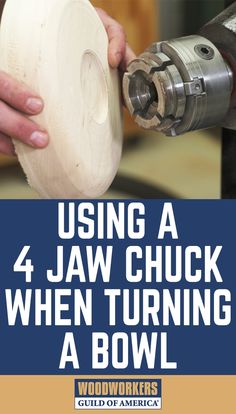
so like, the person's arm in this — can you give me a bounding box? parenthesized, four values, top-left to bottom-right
(0, 8, 134, 156)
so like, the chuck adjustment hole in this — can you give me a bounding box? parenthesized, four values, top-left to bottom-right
(194, 44, 215, 60)
(201, 47, 210, 55)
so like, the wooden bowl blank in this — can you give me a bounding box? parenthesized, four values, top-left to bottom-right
(0, 0, 123, 198)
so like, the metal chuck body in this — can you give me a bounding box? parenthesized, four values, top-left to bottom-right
(200, 2, 236, 130)
(123, 34, 233, 136)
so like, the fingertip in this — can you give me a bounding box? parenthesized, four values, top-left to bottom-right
(26, 97, 44, 114)
(109, 51, 122, 68)
(29, 130, 49, 148)
(115, 51, 123, 66)
(105, 20, 126, 68)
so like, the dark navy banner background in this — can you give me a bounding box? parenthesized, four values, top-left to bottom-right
(0, 200, 235, 375)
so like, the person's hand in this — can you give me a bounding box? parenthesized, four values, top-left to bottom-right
(96, 8, 136, 71)
(0, 70, 48, 156)
(0, 9, 134, 157)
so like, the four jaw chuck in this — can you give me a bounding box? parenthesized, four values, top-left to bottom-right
(123, 3, 236, 137)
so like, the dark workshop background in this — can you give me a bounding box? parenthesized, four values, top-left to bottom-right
(0, 0, 225, 199)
